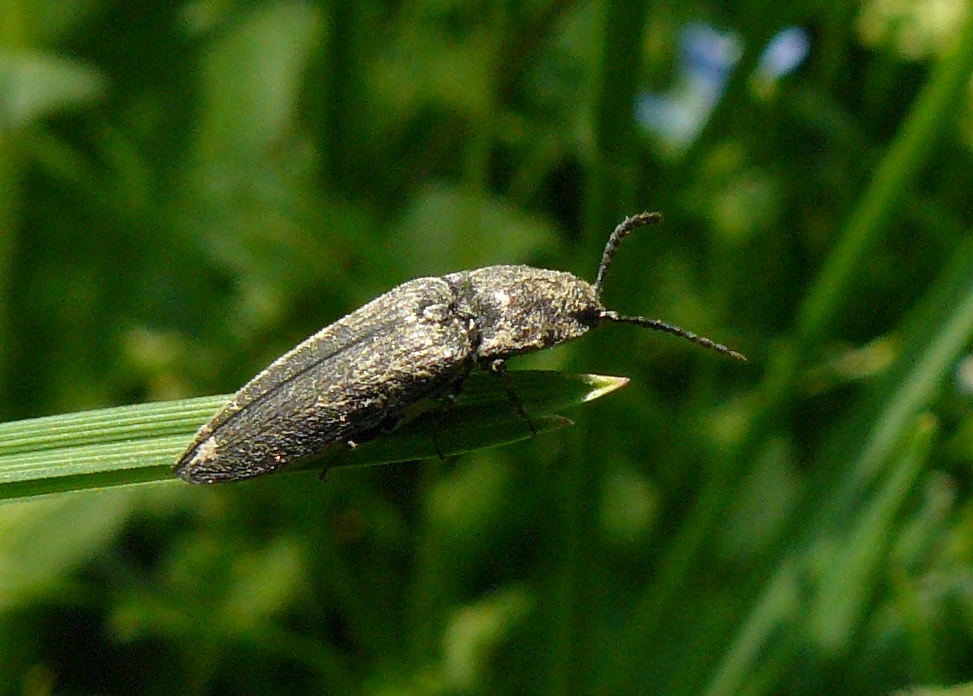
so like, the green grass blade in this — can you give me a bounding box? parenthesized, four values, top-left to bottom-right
(0, 371, 628, 501)
(794, 6, 973, 349)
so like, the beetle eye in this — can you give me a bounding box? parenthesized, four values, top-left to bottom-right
(578, 308, 602, 326)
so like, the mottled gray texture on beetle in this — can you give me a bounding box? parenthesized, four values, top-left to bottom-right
(175, 266, 602, 483)
(175, 212, 745, 484)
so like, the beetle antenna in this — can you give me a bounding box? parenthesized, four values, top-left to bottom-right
(594, 212, 662, 294)
(600, 310, 747, 362)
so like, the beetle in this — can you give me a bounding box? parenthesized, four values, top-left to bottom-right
(174, 212, 744, 483)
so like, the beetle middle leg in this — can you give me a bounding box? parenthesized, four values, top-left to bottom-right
(424, 376, 470, 460)
(486, 359, 537, 437)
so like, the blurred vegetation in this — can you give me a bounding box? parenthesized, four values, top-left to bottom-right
(2, 0, 973, 694)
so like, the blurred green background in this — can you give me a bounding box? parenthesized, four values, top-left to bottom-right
(3, 0, 973, 694)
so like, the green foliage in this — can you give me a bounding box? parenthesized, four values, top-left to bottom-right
(2, 1, 973, 695)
